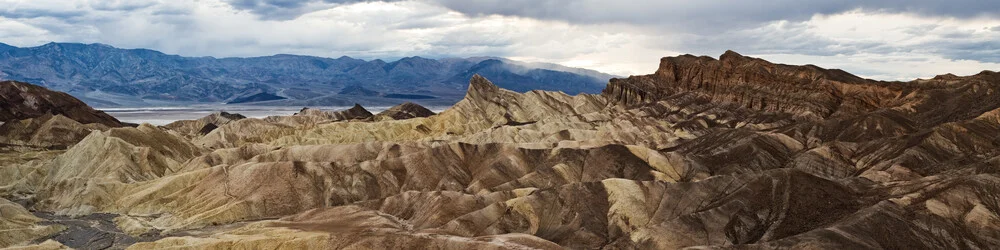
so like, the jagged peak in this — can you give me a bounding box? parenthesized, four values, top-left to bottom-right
(395, 102, 420, 108)
(348, 103, 369, 112)
(933, 73, 960, 80)
(466, 74, 501, 100)
(374, 102, 436, 120)
(396, 102, 434, 115)
(656, 51, 867, 84)
(928, 71, 999, 82)
(209, 111, 246, 121)
(296, 104, 371, 118)
(719, 50, 746, 61)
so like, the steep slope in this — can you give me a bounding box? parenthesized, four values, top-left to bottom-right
(295, 104, 373, 121)
(36, 124, 204, 215)
(0, 114, 109, 148)
(371, 102, 436, 121)
(194, 75, 607, 149)
(163, 111, 246, 138)
(0, 81, 122, 127)
(0, 198, 65, 248)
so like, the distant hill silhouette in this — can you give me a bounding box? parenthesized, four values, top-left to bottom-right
(0, 42, 616, 106)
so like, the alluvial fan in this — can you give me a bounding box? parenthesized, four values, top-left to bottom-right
(2, 51, 1000, 249)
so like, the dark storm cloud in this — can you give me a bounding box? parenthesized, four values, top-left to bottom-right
(928, 40, 1000, 63)
(223, 0, 405, 19)
(223, 0, 317, 19)
(220, 0, 1000, 33)
(0, 1, 156, 19)
(680, 23, 1000, 64)
(0, 8, 87, 19)
(227, 0, 312, 10)
(430, 0, 1000, 33)
(89, 1, 157, 12)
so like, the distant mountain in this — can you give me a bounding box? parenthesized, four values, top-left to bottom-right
(465, 56, 618, 82)
(448, 59, 610, 94)
(228, 92, 286, 104)
(0, 42, 616, 107)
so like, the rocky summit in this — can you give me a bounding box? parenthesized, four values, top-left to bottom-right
(2, 51, 1000, 249)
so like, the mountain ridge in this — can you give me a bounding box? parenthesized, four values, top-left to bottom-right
(0, 42, 616, 107)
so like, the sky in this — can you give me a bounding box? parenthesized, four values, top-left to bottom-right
(0, 0, 999, 80)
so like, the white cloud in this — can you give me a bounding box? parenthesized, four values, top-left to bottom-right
(0, 17, 53, 45)
(0, 1, 998, 80)
(0, 0, 664, 75)
(757, 52, 1000, 81)
(726, 11, 1000, 80)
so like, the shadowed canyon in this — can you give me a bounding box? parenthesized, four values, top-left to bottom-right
(3, 51, 1000, 249)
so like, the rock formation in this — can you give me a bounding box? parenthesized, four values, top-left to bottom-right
(0, 114, 110, 149)
(370, 102, 436, 121)
(295, 104, 373, 121)
(0, 81, 123, 127)
(0, 198, 65, 248)
(4, 51, 1000, 249)
(163, 111, 246, 138)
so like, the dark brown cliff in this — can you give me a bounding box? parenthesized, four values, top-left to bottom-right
(0, 81, 123, 127)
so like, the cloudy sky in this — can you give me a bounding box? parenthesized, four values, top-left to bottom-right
(1, 0, 999, 80)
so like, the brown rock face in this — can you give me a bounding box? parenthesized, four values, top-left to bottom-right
(0, 81, 122, 127)
(372, 102, 436, 121)
(163, 111, 247, 137)
(0, 114, 109, 149)
(6, 52, 1000, 249)
(296, 103, 374, 121)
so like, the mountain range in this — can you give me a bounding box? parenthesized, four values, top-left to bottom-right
(0, 42, 616, 107)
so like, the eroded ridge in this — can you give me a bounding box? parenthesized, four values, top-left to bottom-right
(2, 51, 1000, 249)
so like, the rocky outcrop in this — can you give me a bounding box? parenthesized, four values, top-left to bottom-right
(195, 75, 607, 148)
(0, 81, 122, 127)
(0, 198, 65, 248)
(36, 124, 204, 215)
(604, 51, 1000, 128)
(371, 102, 435, 121)
(0, 114, 109, 149)
(163, 111, 246, 137)
(295, 104, 373, 121)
